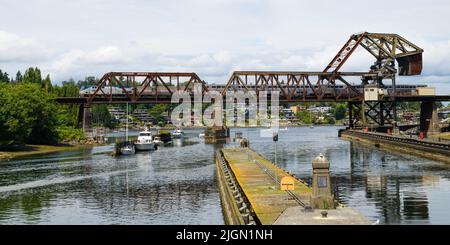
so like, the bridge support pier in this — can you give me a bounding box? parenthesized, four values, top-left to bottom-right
(420, 101, 440, 137)
(204, 126, 230, 144)
(78, 104, 93, 138)
(348, 101, 398, 132)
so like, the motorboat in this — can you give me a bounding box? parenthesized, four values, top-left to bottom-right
(153, 136, 164, 146)
(120, 141, 135, 155)
(135, 130, 156, 151)
(198, 133, 205, 138)
(171, 129, 184, 138)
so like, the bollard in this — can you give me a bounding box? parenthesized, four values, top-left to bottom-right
(310, 154, 335, 209)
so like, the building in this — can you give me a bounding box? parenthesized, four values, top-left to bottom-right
(289, 105, 306, 114)
(307, 106, 332, 114)
(133, 109, 155, 124)
(108, 106, 125, 121)
(281, 108, 296, 120)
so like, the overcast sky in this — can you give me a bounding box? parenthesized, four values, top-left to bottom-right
(1, 0, 450, 94)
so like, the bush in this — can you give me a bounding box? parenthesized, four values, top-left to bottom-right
(56, 126, 85, 141)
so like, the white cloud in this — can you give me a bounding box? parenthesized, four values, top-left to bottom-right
(0, 0, 449, 93)
(0, 30, 51, 62)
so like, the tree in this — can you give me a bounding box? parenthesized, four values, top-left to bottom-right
(42, 74, 53, 93)
(53, 82, 80, 128)
(0, 69, 9, 83)
(23, 67, 42, 84)
(77, 76, 98, 88)
(148, 104, 169, 122)
(334, 103, 347, 120)
(0, 83, 58, 147)
(15, 71, 23, 83)
(296, 110, 313, 124)
(92, 105, 117, 129)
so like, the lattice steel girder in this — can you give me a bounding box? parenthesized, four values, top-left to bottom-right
(221, 71, 377, 101)
(355, 32, 424, 76)
(86, 72, 208, 104)
(324, 32, 423, 76)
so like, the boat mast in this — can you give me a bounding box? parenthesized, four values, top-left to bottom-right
(126, 102, 128, 142)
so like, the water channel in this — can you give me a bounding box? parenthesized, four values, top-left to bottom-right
(1, 126, 449, 224)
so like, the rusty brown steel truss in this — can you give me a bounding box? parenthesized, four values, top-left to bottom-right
(220, 71, 377, 102)
(86, 72, 208, 104)
(324, 32, 423, 76)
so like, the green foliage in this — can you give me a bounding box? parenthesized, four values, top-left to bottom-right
(53, 81, 80, 128)
(77, 76, 98, 88)
(53, 80, 79, 97)
(296, 110, 314, 124)
(0, 69, 9, 83)
(23, 67, 42, 84)
(56, 126, 84, 141)
(42, 74, 53, 92)
(92, 105, 117, 129)
(0, 67, 89, 147)
(0, 83, 58, 147)
(148, 104, 169, 123)
(399, 102, 421, 111)
(333, 103, 347, 120)
(15, 71, 23, 83)
(325, 115, 336, 125)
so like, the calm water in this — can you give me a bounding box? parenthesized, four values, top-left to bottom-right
(1, 126, 450, 224)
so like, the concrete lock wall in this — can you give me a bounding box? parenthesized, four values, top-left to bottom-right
(420, 101, 440, 136)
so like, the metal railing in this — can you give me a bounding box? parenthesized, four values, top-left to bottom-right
(240, 148, 308, 208)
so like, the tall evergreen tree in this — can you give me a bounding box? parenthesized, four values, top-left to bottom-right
(0, 69, 9, 83)
(23, 67, 42, 84)
(15, 70, 23, 83)
(42, 74, 53, 92)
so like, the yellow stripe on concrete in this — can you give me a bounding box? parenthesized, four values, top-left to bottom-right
(221, 147, 311, 225)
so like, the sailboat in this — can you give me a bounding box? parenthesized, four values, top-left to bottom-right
(120, 103, 135, 155)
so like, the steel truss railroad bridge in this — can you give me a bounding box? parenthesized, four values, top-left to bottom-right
(55, 32, 450, 133)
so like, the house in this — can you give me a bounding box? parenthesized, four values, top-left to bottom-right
(307, 106, 332, 114)
(289, 105, 306, 114)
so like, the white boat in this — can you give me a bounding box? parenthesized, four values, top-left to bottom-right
(135, 131, 156, 151)
(198, 133, 205, 138)
(171, 129, 184, 138)
(310, 125, 314, 128)
(120, 142, 135, 155)
(153, 136, 164, 146)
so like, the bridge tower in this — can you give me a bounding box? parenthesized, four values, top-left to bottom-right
(331, 32, 424, 131)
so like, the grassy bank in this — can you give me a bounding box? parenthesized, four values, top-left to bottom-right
(0, 144, 87, 162)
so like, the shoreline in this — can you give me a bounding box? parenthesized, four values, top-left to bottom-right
(0, 144, 96, 162)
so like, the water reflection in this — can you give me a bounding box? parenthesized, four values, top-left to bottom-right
(0, 126, 449, 224)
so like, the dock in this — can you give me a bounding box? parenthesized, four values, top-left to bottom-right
(216, 146, 370, 225)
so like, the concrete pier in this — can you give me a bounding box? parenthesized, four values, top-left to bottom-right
(341, 129, 450, 163)
(420, 101, 440, 136)
(82, 104, 93, 137)
(216, 147, 369, 225)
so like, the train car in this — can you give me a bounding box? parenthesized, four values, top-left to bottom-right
(79, 86, 133, 97)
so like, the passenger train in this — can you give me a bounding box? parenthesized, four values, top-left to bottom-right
(79, 84, 427, 97)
